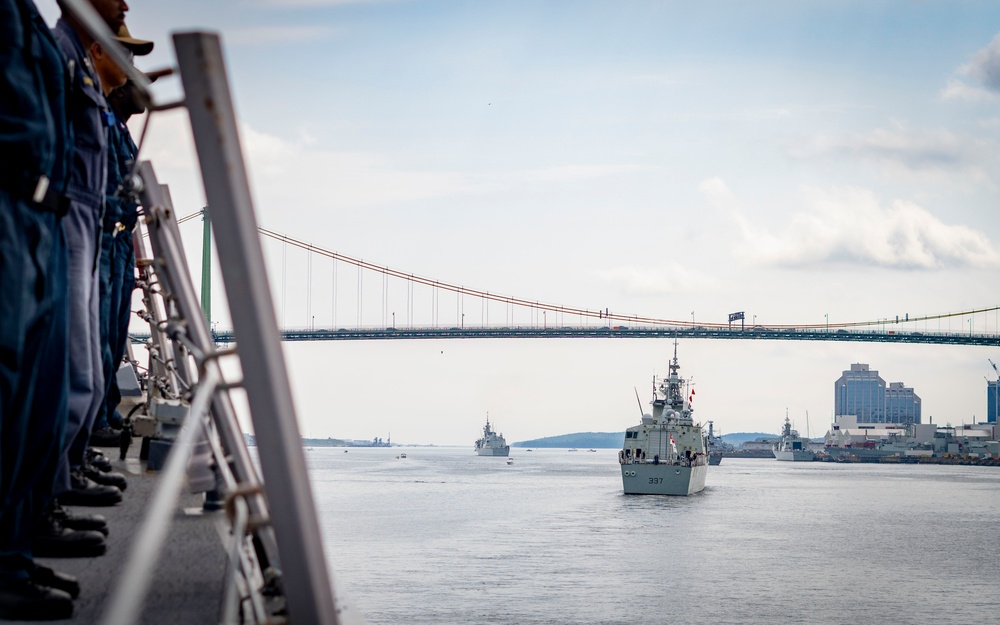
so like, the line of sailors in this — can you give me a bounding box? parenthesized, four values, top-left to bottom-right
(1, 0, 160, 620)
(619, 448, 703, 466)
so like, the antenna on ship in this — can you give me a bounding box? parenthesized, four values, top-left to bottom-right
(634, 387, 645, 418)
(669, 339, 680, 378)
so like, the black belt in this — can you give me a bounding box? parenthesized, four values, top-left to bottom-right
(6, 174, 71, 218)
(34, 185, 71, 218)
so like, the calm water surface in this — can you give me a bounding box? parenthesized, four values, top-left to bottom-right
(306, 447, 1000, 625)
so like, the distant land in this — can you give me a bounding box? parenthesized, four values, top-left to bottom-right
(513, 431, 780, 449)
(243, 432, 783, 448)
(720, 432, 778, 445)
(513, 432, 623, 448)
(243, 434, 394, 448)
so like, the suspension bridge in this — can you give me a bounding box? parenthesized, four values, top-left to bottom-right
(152, 209, 1000, 347)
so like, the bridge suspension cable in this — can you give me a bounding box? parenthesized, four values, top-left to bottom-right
(254, 227, 1000, 331)
(173, 209, 1000, 331)
(256, 226, 688, 328)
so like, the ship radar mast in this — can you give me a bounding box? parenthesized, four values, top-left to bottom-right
(668, 340, 684, 411)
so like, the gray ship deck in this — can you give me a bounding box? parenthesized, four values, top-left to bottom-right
(9, 443, 227, 624)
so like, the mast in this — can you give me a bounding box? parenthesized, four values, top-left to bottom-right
(668, 340, 683, 410)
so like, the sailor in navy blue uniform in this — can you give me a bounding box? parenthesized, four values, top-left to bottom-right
(92, 24, 153, 454)
(51, 3, 125, 510)
(0, 0, 83, 618)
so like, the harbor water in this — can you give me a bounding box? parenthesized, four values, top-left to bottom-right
(307, 447, 999, 625)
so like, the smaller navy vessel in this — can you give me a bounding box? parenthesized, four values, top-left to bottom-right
(475, 415, 510, 456)
(773, 413, 815, 461)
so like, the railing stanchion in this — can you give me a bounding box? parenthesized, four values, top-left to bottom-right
(175, 32, 340, 624)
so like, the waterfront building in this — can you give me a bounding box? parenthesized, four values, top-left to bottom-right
(988, 380, 999, 424)
(834, 364, 920, 424)
(824, 417, 998, 459)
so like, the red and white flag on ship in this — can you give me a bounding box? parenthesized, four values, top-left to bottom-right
(669, 434, 677, 454)
(689, 388, 695, 403)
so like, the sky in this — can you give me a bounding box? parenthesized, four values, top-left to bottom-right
(37, 0, 1000, 445)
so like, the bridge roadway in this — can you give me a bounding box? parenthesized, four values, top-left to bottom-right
(192, 326, 1000, 346)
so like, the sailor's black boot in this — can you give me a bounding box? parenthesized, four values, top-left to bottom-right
(30, 564, 81, 599)
(57, 469, 122, 507)
(33, 511, 107, 558)
(0, 579, 74, 620)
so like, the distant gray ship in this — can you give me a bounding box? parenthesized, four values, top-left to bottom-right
(475, 415, 510, 456)
(620, 342, 708, 495)
(773, 414, 815, 461)
(706, 420, 732, 465)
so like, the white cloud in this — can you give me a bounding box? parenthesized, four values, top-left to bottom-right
(726, 185, 1000, 270)
(597, 263, 721, 296)
(788, 123, 993, 186)
(961, 32, 1000, 92)
(253, 0, 387, 7)
(698, 176, 737, 207)
(526, 163, 649, 182)
(225, 26, 336, 46)
(131, 110, 480, 220)
(237, 128, 478, 213)
(790, 123, 965, 168)
(941, 78, 996, 102)
(622, 71, 681, 86)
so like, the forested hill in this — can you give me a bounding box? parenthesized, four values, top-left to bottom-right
(512, 432, 623, 448)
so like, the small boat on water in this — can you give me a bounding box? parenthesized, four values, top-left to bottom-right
(475, 414, 510, 457)
(506, 457, 514, 465)
(620, 341, 709, 496)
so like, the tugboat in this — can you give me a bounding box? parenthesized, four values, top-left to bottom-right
(474, 415, 510, 457)
(773, 413, 815, 461)
(620, 342, 708, 495)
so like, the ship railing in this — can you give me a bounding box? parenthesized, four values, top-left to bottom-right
(61, 1, 353, 623)
(619, 456, 698, 467)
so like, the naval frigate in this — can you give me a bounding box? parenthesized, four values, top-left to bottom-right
(620, 343, 708, 495)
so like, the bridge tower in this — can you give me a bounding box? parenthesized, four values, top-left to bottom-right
(200, 206, 211, 325)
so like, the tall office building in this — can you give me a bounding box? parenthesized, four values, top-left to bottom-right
(988, 380, 999, 424)
(834, 364, 922, 425)
(835, 364, 886, 423)
(885, 382, 921, 424)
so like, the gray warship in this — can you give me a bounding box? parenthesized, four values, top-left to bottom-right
(475, 415, 510, 456)
(620, 343, 708, 495)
